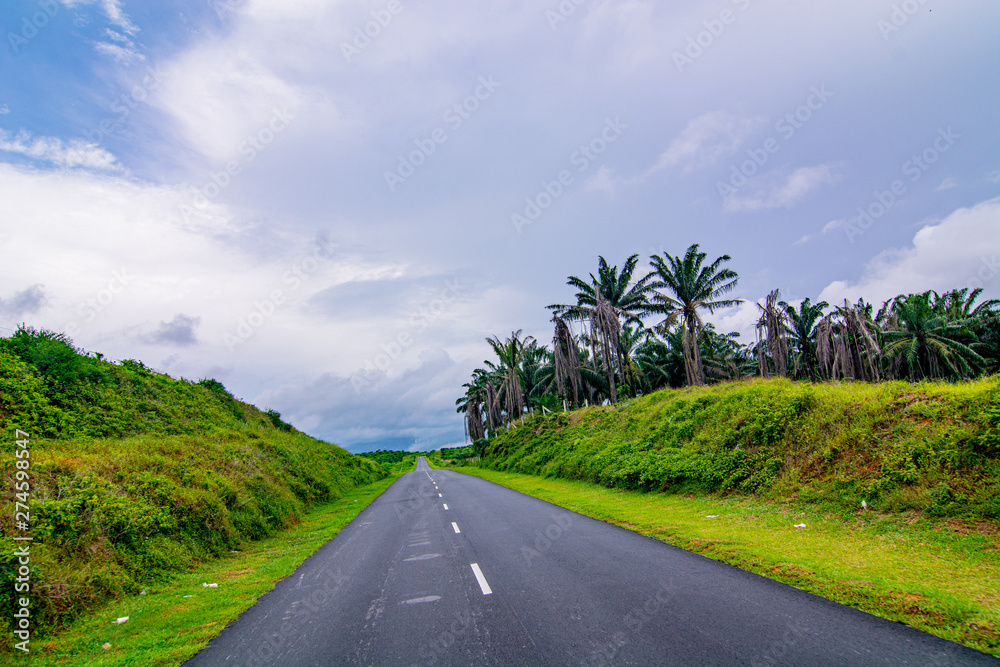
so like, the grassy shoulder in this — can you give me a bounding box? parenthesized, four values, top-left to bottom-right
(484, 378, 1000, 522)
(451, 465, 1000, 657)
(23, 475, 400, 666)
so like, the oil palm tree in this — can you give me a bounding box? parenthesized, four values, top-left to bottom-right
(485, 330, 535, 424)
(648, 244, 741, 386)
(549, 255, 654, 402)
(780, 297, 828, 379)
(880, 291, 985, 380)
(548, 254, 654, 326)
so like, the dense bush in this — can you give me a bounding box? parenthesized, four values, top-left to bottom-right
(0, 327, 387, 638)
(481, 378, 1000, 522)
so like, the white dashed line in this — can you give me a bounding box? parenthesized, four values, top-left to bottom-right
(438, 493, 442, 497)
(470, 563, 492, 595)
(443, 504, 449, 510)
(452, 522, 461, 533)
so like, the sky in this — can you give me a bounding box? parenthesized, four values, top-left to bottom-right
(1, 0, 998, 452)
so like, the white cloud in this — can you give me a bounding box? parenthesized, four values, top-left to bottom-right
(648, 111, 766, 175)
(822, 217, 846, 234)
(152, 47, 320, 163)
(0, 129, 121, 171)
(723, 164, 840, 212)
(0, 105, 9, 114)
(705, 300, 760, 343)
(93, 29, 143, 63)
(586, 166, 621, 198)
(934, 176, 958, 191)
(818, 197, 1000, 306)
(61, 0, 137, 34)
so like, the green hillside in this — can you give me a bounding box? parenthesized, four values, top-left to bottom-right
(481, 377, 1000, 522)
(0, 327, 386, 639)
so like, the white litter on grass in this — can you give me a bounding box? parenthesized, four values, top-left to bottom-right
(862, 499, 868, 510)
(705, 515, 720, 519)
(114, 616, 129, 624)
(793, 523, 807, 528)
(183, 595, 192, 598)
(103, 643, 112, 650)
(202, 583, 218, 588)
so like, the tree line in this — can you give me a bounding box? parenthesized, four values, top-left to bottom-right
(457, 244, 1000, 441)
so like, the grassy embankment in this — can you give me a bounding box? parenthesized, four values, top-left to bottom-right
(0, 328, 390, 656)
(447, 377, 1000, 655)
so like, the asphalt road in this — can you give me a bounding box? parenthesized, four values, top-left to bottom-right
(185, 457, 997, 666)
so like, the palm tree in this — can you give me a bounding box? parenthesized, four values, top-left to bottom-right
(648, 244, 741, 386)
(548, 254, 654, 326)
(780, 297, 828, 379)
(880, 291, 986, 380)
(485, 330, 535, 424)
(817, 299, 881, 382)
(549, 255, 654, 403)
(550, 315, 581, 408)
(756, 289, 790, 378)
(701, 325, 754, 382)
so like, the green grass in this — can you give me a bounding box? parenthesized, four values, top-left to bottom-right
(0, 329, 389, 642)
(20, 475, 400, 666)
(452, 466, 1000, 657)
(484, 378, 1000, 522)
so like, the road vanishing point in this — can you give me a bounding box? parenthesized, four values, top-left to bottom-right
(184, 457, 998, 666)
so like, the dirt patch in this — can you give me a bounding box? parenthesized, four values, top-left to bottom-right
(221, 567, 255, 579)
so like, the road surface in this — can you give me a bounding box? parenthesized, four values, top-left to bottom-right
(185, 457, 997, 665)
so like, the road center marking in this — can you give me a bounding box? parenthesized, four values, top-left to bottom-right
(443, 503, 449, 510)
(438, 493, 443, 497)
(452, 522, 461, 533)
(470, 563, 492, 595)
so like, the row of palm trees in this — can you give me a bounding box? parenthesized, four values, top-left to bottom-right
(457, 245, 1000, 440)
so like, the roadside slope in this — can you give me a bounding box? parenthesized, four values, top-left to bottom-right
(0, 328, 386, 642)
(483, 377, 1000, 522)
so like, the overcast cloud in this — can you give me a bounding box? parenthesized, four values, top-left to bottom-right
(2, 0, 998, 451)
